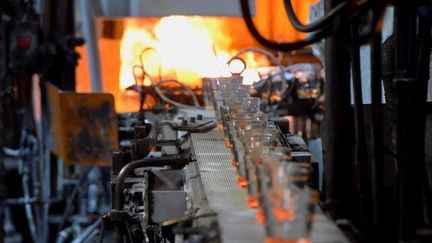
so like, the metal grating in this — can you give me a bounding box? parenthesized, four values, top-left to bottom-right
(191, 129, 349, 243)
(191, 130, 264, 243)
(192, 130, 245, 207)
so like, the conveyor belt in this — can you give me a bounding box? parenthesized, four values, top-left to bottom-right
(191, 129, 350, 243)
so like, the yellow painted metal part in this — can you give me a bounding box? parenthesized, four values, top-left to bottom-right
(47, 83, 118, 167)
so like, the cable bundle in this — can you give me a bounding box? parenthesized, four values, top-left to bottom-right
(240, 0, 388, 51)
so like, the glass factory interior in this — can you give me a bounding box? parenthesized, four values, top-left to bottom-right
(1, 0, 432, 242)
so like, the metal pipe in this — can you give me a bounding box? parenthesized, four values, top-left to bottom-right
(71, 218, 102, 243)
(113, 155, 190, 210)
(57, 166, 94, 233)
(0, 75, 4, 242)
(5, 196, 62, 205)
(350, 23, 368, 222)
(56, 226, 74, 243)
(323, 0, 353, 219)
(22, 169, 39, 243)
(33, 74, 50, 243)
(394, 2, 420, 241)
(369, 25, 383, 228)
(111, 156, 190, 243)
(79, 0, 103, 92)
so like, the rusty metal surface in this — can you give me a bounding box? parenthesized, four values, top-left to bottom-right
(47, 83, 118, 166)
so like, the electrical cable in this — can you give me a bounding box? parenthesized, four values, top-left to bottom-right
(139, 47, 162, 81)
(154, 87, 203, 109)
(240, 0, 381, 51)
(132, 64, 202, 109)
(157, 119, 216, 133)
(131, 65, 151, 114)
(351, 1, 388, 46)
(153, 79, 200, 107)
(228, 47, 291, 94)
(132, 64, 154, 87)
(283, 0, 353, 32)
(240, 0, 337, 51)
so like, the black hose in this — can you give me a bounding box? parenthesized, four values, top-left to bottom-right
(369, 27, 383, 228)
(240, 0, 382, 51)
(350, 22, 368, 222)
(366, 0, 387, 230)
(240, 0, 334, 51)
(113, 156, 190, 210)
(323, 0, 353, 218)
(283, 0, 351, 32)
(350, 1, 388, 46)
(111, 155, 189, 243)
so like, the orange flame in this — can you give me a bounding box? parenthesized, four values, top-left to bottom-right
(119, 16, 269, 89)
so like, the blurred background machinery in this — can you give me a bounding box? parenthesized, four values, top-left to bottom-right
(0, 0, 432, 242)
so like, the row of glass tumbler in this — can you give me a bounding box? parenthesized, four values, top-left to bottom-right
(209, 76, 318, 243)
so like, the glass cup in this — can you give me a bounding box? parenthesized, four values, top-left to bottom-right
(212, 76, 243, 119)
(222, 85, 251, 105)
(202, 77, 220, 108)
(226, 112, 268, 148)
(216, 76, 243, 94)
(264, 161, 317, 243)
(220, 96, 260, 145)
(252, 147, 292, 214)
(240, 129, 280, 204)
(228, 97, 261, 115)
(218, 90, 254, 134)
(227, 117, 270, 187)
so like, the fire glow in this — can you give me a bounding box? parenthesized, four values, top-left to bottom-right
(119, 16, 268, 89)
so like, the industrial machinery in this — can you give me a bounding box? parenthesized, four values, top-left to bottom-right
(1, 0, 432, 243)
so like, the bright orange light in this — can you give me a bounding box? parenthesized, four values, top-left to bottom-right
(241, 69, 261, 85)
(228, 58, 246, 74)
(119, 16, 270, 90)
